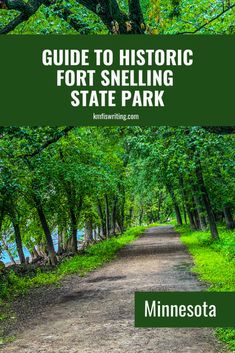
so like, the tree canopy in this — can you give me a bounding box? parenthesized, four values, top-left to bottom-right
(1, 0, 235, 35)
(0, 126, 234, 265)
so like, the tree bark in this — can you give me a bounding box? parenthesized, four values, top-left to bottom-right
(84, 217, 93, 243)
(57, 228, 66, 255)
(187, 208, 197, 230)
(97, 198, 106, 237)
(157, 192, 163, 221)
(192, 208, 201, 230)
(104, 194, 110, 238)
(12, 219, 26, 264)
(112, 196, 118, 235)
(174, 202, 183, 226)
(0, 0, 47, 34)
(33, 196, 57, 265)
(182, 203, 187, 224)
(179, 176, 196, 230)
(191, 196, 201, 230)
(77, 0, 129, 34)
(193, 191, 207, 230)
(59, 150, 83, 253)
(167, 184, 182, 225)
(8, 202, 26, 264)
(69, 205, 78, 253)
(118, 182, 126, 232)
(128, 0, 145, 33)
(195, 160, 219, 240)
(139, 205, 144, 225)
(2, 0, 146, 35)
(31, 246, 40, 260)
(223, 204, 235, 230)
(80, 0, 145, 34)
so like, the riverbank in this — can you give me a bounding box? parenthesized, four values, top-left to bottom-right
(0, 226, 146, 340)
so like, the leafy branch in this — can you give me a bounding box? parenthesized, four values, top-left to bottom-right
(177, 4, 235, 34)
(0, 0, 88, 34)
(22, 126, 74, 158)
(0, 0, 145, 34)
(0, 0, 48, 34)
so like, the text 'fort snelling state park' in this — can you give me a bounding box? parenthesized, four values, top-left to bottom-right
(41, 48, 194, 108)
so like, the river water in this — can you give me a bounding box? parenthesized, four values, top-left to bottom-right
(1, 230, 84, 265)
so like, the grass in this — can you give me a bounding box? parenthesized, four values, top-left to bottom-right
(0, 225, 146, 344)
(3, 222, 233, 349)
(0, 225, 146, 302)
(178, 225, 235, 352)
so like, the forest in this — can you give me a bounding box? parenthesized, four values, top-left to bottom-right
(0, 126, 234, 267)
(0, 0, 235, 35)
(1, 1, 235, 351)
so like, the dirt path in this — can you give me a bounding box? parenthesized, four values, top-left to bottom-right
(2, 226, 225, 353)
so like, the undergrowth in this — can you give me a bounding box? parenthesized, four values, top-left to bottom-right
(0, 225, 146, 344)
(178, 225, 235, 352)
(0, 226, 146, 302)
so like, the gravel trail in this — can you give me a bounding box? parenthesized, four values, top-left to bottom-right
(1, 226, 225, 353)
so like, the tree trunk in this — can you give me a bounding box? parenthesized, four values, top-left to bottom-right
(157, 192, 163, 221)
(69, 206, 78, 253)
(187, 208, 197, 230)
(192, 208, 201, 230)
(2, 236, 16, 264)
(182, 203, 187, 224)
(128, 0, 145, 33)
(167, 185, 182, 225)
(6, 200, 25, 264)
(64, 182, 78, 253)
(84, 217, 93, 243)
(34, 197, 57, 265)
(191, 197, 201, 230)
(93, 228, 97, 241)
(179, 176, 195, 229)
(193, 192, 207, 230)
(104, 194, 110, 238)
(223, 204, 235, 229)
(37, 244, 47, 258)
(112, 196, 118, 235)
(118, 182, 126, 232)
(195, 160, 219, 240)
(12, 219, 26, 264)
(173, 202, 182, 226)
(99, 0, 129, 34)
(57, 228, 66, 255)
(78, 0, 129, 34)
(97, 198, 106, 237)
(67, 193, 83, 253)
(139, 205, 144, 225)
(59, 151, 82, 253)
(31, 246, 40, 260)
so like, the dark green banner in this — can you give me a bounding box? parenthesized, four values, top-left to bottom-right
(135, 292, 235, 327)
(0, 35, 235, 125)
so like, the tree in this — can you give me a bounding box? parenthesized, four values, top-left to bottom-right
(0, 0, 145, 34)
(1, 0, 235, 35)
(0, 126, 234, 266)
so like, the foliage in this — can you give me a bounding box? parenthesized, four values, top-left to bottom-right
(179, 225, 235, 351)
(179, 225, 235, 291)
(0, 126, 234, 350)
(1, 0, 235, 34)
(0, 226, 145, 301)
(0, 127, 234, 264)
